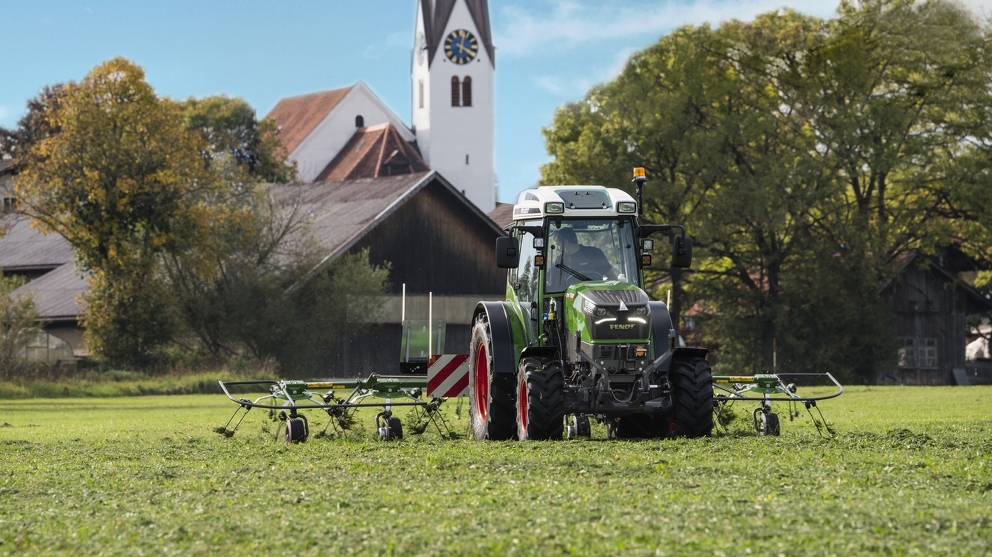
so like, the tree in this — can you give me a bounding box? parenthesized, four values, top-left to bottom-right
(540, 0, 992, 379)
(0, 275, 41, 379)
(13, 57, 216, 365)
(182, 95, 295, 184)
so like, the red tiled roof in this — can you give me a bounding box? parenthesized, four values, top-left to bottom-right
(315, 124, 429, 182)
(265, 87, 353, 155)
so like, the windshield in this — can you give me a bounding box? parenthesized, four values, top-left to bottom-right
(545, 219, 639, 293)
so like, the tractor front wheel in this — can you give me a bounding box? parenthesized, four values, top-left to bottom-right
(672, 358, 714, 438)
(516, 358, 564, 441)
(469, 316, 516, 440)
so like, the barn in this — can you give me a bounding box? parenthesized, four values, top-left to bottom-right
(878, 251, 992, 385)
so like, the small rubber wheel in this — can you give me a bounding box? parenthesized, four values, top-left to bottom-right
(285, 417, 307, 443)
(758, 411, 780, 436)
(387, 416, 403, 440)
(571, 415, 591, 438)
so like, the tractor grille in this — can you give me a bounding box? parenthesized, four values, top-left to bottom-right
(585, 289, 649, 306)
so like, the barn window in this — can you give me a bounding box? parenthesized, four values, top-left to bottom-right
(451, 76, 460, 106)
(462, 76, 472, 107)
(355, 115, 364, 127)
(898, 337, 938, 368)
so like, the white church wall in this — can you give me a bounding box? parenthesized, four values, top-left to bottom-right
(294, 84, 415, 182)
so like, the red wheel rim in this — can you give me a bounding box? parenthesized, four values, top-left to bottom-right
(518, 378, 528, 432)
(475, 343, 489, 421)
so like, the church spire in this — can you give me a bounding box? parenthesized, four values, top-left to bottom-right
(420, 0, 494, 68)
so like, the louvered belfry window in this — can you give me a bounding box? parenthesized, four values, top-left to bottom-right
(451, 76, 460, 107)
(462, 76, 472, 107)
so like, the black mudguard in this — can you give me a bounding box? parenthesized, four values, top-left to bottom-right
(648, 301, 674, 358)
(474, 302, 518, 375)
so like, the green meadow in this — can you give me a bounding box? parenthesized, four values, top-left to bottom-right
(1, 386, 990, 556)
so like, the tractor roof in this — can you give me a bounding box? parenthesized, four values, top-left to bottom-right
(511, 186, 637, 221)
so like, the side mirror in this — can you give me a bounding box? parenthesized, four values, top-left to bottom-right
(672, 235, 692, 268)
(496, 236, 520, 268)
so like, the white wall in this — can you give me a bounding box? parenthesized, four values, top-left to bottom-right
(293, 84, 415, 182)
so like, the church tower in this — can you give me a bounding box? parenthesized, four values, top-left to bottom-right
(412, 0, 495, 213)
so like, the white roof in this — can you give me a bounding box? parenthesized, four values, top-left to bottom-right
(511, 186, 637, 220)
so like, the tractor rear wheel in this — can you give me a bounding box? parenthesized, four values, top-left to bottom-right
(516, 359, 564, 441)
(672, 358, 713, 438)
(469, 316, 516, 440)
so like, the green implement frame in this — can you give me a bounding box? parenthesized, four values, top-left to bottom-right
(216, 374, 452, 442)
(712, 372, 844, 437)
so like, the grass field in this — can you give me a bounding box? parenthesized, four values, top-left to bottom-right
(1, 386, 990, 556)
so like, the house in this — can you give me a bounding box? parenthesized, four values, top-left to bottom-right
(878, 250, 992, 385)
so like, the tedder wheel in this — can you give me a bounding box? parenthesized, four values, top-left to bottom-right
(672, 358, 714, 438)
(468, 315, 516, 440)
(568, 414, 591, 439)
(285, 416, 308, 443)
(516, 358, 564, 441)
(387, 416, 404, 440)
(757, 411, 780, 436)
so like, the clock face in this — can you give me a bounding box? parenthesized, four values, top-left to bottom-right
(444, 29, 478, 65)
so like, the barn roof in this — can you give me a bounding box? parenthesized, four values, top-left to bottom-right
(0, 216, 75, 273)
(265, 86, 353, 155)
(271, 171, 501, 279)
(883, 251, 992, 311)
(487, 202, 514, 230)
(315, 124, 429, 182)
(10, 262, 88, 322)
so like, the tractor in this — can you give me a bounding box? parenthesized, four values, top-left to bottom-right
(469, 168, 714, 440)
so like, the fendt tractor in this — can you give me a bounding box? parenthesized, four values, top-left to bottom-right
(469, 168, 714, 441)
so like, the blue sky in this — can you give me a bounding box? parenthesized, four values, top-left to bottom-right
(2, 0, 988, 203)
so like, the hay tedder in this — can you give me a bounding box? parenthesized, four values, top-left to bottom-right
(216, 373, 455, 443)
(712, 373, 844, 436)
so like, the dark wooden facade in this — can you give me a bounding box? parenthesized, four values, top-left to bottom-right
(877, 253, 992, 385)
(317, 175, 506, 377)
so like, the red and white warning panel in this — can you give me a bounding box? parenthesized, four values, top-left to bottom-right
(427, 354, 469, 398)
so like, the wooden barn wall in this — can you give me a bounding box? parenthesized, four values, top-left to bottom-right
(879, 266, 968, 385)
(313, 179, 506, 376)
(349, 179, 505, 297)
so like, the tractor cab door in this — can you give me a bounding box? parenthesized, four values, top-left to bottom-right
(507, 220, 542, 344)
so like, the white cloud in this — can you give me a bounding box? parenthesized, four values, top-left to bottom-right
(0, 106, 9, 124)
(494, 0, 840, 57)
(533, 47, 639, 98)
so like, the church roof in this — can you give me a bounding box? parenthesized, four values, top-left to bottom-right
(265, 86, 354, 155)
(422, 0, 495, 67)
(316, 123, 429, 182)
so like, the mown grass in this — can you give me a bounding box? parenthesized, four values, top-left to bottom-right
(1, 386, 990, 556)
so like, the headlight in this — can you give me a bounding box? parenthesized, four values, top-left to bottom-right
(617, 202, 637, 213)
(635, 306, 648, 316)
(545, 202, 565, 214)
(594, 307, 607, 317)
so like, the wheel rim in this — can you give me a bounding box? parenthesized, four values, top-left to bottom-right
(518, 378, 528, 432)
(475, 343, 489, 421)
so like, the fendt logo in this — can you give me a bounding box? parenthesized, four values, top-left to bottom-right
(609, 324, 636, 330)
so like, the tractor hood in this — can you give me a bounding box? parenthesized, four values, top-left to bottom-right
(565, 281, 652, 341)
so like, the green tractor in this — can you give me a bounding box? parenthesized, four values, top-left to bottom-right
(469, 168, 713, 440)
